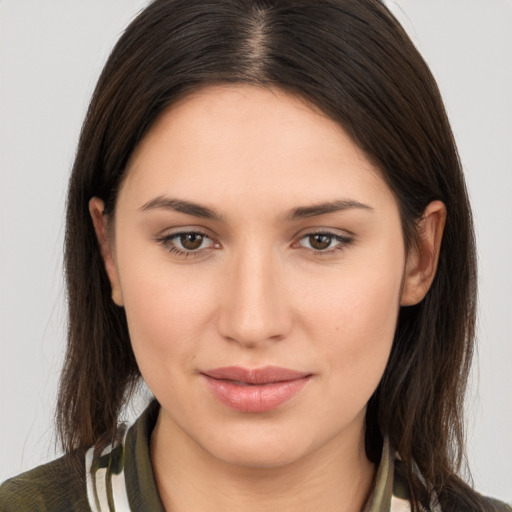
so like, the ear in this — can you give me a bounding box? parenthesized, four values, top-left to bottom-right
(401, 200, 446, 306)
(89, 197, 124, 306)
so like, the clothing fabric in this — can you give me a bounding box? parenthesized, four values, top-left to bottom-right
(0, 401, 509, 512)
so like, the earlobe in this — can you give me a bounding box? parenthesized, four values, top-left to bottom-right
(89, 197, 124, 307)
(401, 200, 446, 306)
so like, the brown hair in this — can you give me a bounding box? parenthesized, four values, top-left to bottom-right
(59, 0, 484, 509)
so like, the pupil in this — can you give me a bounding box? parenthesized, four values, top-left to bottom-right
(180, 233, 203, 250)
(310, 234, 331, 250)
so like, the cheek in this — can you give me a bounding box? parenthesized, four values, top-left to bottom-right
(115, 248, 220, 384)
(299, 255, 403, 404)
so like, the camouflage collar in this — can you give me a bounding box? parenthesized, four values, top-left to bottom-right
(86, 401, 438, 511)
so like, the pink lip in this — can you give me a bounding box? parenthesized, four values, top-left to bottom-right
(201, 366, 312, 413)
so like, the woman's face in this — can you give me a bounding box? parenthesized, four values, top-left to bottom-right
(97, 85, 412, 468)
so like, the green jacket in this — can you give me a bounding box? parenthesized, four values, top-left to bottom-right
(1, 401, 510, 511)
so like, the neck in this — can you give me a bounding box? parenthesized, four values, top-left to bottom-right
(150, 411, 376, 512)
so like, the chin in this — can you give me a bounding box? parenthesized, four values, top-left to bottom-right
(215, 448, 301, 470)
(204, 430, 312, 470)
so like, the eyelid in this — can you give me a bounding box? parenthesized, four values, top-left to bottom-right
(154, 227, 354, 257)
(155, 228, 220, 257)
(293, 229, 354, 254)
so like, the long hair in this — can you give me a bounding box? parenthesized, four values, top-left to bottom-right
(59, 1, 482, 509)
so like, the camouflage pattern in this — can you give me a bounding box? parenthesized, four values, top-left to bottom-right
(1, 401, 510, 511)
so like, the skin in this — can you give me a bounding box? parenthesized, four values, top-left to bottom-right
(90, 85, 445, 512)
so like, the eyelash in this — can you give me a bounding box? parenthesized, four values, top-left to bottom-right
(295, 231, 353, 254)
(156, 231, 215, 258)
(156, 230, 353, 258)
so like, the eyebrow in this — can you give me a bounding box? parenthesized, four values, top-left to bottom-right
(140, 196, 224, 221)
(286, 200, 374, 220)
(140, 196, 373, 222)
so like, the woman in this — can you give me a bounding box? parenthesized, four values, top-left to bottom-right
(0, 0, 509, 510)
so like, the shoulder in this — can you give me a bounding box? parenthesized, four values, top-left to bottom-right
(437, 490, 512, 512)
(479, 497, 512, 512)
(0, 454, 90, 512)
(393, 456, 511, 512)
(439, 486, 512, 512)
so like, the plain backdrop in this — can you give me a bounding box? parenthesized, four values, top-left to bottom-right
(1, 0, 511, 503)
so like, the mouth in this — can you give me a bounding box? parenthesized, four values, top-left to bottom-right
(201, 366, 312, 413)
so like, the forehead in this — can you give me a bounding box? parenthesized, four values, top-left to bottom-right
(119, 85, 395, 216)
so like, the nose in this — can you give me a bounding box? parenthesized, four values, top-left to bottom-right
(217, 246, 292, 348)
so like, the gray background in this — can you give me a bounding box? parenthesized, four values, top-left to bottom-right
(1, 0, 511, 502)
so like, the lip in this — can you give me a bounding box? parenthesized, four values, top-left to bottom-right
(201, 366, 312, 413)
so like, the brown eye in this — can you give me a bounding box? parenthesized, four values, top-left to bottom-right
(308, 234, 333, 250)
(297, 232, 352, 253)
(179, 233, 205, 250)
(158, 231, 216, 256)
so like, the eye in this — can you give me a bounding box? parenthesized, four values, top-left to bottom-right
(157, 231, 216, 255)
(177, 232, 210, 251)
(297, 232, 352, 253)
